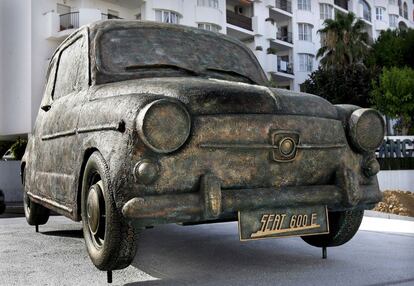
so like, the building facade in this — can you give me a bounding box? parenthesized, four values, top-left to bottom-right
(1, 0, 414, 139)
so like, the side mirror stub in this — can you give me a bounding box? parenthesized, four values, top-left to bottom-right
(41, 105, 51, 112)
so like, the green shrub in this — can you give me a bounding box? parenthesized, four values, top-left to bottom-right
(0, 141, 13, 158)
(370, 67, 414, 134)
(10, 138, 27, 160)
(301, 64, 372, 107)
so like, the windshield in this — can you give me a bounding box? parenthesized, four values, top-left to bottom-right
(96, 27, 266, 84)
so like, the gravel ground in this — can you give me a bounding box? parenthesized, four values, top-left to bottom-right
(0, 215, 413, 286)
(374, 190, 414, 217)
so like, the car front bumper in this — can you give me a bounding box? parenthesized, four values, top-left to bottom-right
(122, 174, 382, 226)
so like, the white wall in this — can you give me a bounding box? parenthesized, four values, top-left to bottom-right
(0, 0, 32, 136)
(0, 3, 3, 134)
(378, 170, 414, 192)
(0, 161, 22, 202)
(31, 1, 62, 129)
(78, 0, 139, 18)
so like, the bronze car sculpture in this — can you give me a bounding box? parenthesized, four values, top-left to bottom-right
(21, 21, 384, 271)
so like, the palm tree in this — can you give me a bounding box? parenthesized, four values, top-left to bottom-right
(317, 12, 370, 69)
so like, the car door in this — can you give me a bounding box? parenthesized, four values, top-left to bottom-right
(35, 29, 89, 212)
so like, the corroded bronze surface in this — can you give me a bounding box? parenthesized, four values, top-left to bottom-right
(23, 21, 383, 237)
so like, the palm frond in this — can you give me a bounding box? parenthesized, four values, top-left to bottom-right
(316, 11, 370, 69)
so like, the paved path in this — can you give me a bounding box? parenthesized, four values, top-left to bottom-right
(0, 216, 413, 286)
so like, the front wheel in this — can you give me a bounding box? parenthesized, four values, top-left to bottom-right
(301, 209, 364, 247)
(81, 152, 138, 271)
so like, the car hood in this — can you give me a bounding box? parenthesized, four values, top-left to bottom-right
(92, 77, 338, 119)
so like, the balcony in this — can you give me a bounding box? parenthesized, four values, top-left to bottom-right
(277, 60, 294, 75)
(276, 32, 293, 44)
(226, 10, 252, 31)
(275, 0, 292, 14)
(59, 12, 79, 32)
(334, 0, 348, 10)
(45, 9, 102, 41)
(362, 13, 371, 23)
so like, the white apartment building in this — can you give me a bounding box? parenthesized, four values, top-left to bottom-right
(0, 0, 413, 140)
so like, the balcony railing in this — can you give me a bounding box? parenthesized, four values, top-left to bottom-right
(275, 0, 292, 13)
(277, 60, 294, 74)
(226, 10, 252, 31)
(101, 13, 123, 20)
(334, 0, 348, 10)
(276, 32, 293, 43)
(362, 11, 371, 22)
(59, 12, 79, 31)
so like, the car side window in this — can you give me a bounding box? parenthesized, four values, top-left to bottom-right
(44, 57, 58, 99)
(53, 35, 88, 99)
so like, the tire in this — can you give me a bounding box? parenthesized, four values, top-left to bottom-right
(81, 152, 138, 271)
(301, 209, 364, 247)
(0, 190, 5, 215)
(23, 191, 50, 226)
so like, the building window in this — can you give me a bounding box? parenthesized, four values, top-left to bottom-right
(389, 0, 396, 4)
(278, 85, 291, 90)
(359, 0, 371, 21)
(403, 2, 408, 19)
(398, 0, 402, 16)
(298, 23, 313, 42)
(298, 53, 314, 72)
(376, 7, 385, 20)
(197, 0, 219, 9)
(198, 23, 221, 32)
(155, 10, 180, 24)
(57, 3, 78, 31)
(320, 3, 333, 19)
(389, 14, 398, 27)
(107, 9, 119, 19)
(298, 0, 311, 11)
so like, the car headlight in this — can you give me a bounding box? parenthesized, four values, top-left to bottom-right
(137, 99, 191, 153)
(349, 108, 385, 153)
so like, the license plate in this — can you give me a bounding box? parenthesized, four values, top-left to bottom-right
(238, 206, 329, 241)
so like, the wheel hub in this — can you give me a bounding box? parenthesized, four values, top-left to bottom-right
(87, 184, 102, 235)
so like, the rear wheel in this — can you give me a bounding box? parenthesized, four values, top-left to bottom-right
(301, 210, 364, 247)
(81, 152, 138, 271)
(23, 191, 50, 226)
(0, 190, 5, 215)
(23, 168, 50, 226)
